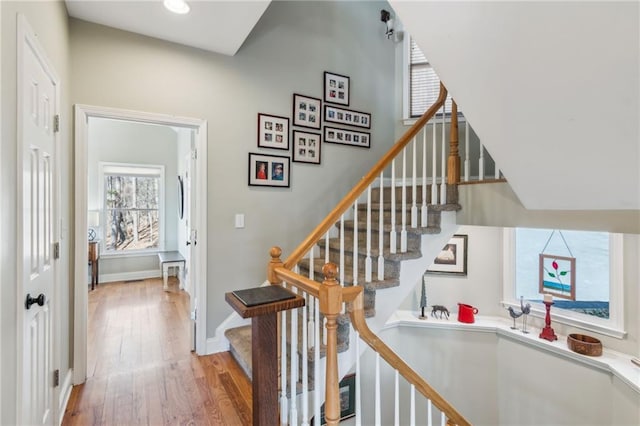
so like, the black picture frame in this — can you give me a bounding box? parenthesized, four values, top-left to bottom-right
(314, 374, 356, 425)
(248, 152, 291, 188)
(257, 113, 290, 150)
(324, 126, 370, 149)
(324, 105, 371, 129)
(292, 130, 321, 164)
(324, 71, 350, 106)
(177, 175, 184, 219)
(426, 234, 468, 276)
(293, 93, 322, 130)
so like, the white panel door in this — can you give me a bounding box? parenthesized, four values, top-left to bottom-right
(19, 17, 57, 426)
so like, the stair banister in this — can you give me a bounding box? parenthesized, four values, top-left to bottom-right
(283, 83, 448, 270)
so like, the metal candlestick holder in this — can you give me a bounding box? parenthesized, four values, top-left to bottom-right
(539, 300, 558, 341)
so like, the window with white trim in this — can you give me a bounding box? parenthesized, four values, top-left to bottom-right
(503, 228, 625, 338)
(405, 36, 458, 118)
(101, 162, 165, 254)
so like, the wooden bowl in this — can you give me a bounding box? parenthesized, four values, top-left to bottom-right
(567, 333, 602, 357)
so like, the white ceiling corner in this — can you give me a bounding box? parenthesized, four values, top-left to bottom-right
(64, 0, 271, 56)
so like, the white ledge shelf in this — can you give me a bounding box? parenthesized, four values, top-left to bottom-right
(385, 310, 640, 394)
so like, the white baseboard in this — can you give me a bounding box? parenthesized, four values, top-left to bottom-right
(57, 369, 73, 425)
(98, 269, 161, 284)
(206, 335, 230, 354)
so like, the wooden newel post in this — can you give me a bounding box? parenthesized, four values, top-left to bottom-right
(268, 246, 284, 285)
(320, 263, 342, 426)
(447, 100, 460, 185)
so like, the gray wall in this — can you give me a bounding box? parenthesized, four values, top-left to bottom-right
(70, 1, 396, 338)
(1, 1, 71, 424)
(87, 118, 180, 278)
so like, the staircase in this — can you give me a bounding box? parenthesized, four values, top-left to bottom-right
(225, 183, 460, 379)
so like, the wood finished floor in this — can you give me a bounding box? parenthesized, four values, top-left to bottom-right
(62, 278, 252, 425)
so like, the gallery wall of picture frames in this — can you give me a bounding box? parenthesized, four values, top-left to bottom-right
(249, 70, 373, 187)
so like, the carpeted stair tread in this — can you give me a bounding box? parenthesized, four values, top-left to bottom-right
(342, 219, 442, 236)
(297, 258, 401, 292)
(225, 325, 252, 378)
(318, 237, 423, 261)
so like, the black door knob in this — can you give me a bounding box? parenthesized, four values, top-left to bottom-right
(186, 241, 191, 246)
(25, 293, 45, 310)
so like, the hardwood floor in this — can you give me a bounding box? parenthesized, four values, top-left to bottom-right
(62, 278, 252, 425)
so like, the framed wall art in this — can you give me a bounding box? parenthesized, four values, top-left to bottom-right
(539, 254, 576, 300)
(426, 234, 468, 276)
(292, 130, 321, 165)
(248, 152, 290, 188)
(324, 126, 370, 149)
(324, 105, 371, 129)
(324, 71, 350, 106)
(257, 113, 289, 150)
(293, 93, 321, 130)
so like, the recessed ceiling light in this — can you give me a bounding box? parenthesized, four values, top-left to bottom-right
(164, 0, 190, 15)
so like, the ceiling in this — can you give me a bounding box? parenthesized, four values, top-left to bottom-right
(64, 0, 271, 56)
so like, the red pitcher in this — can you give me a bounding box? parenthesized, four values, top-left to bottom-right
(457, 303, 479, 323)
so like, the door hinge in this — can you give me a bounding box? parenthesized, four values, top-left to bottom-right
(53, 242, 60, 260)
(53, 369, 60, 387)
(191, 148, 197, 160)
(53, 115, 60, 133)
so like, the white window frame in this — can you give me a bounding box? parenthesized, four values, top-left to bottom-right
(502, 228, 626, 339)
(402, 35, 463, 125)
(99, 161, 165, 257)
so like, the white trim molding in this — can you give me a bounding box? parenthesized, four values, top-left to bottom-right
(57, 369, 73, 425)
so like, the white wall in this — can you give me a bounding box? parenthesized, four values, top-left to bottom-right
(363, 326, 640, 426)
(70, 1, 397, 339)
(1, 1, 70, 424)
(87, 118, 179, 278)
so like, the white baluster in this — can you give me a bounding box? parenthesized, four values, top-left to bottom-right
(479, 143, 485, 180)
(495, 163, 501, 180)
(464, 120, 470, 182)
(394, 370, 400, 426)
(314, 297, 321, 425)
(401, 147, 407, 252)
(441, 411, 446, 426)
(390, 160, 397, 254)
(375, 353, 381, 426)
(325, 232, 330, 264)
(411, 136, 418, 228)
(355, 334, 362, 426)
(427, 399, 433, 426)
(307, 251, 315, 349)
(365, 186, 372, 282)
(440, 102, 447, 204)
(377, 172, 384, 280)
(301, 291, 309, 426)
(353, 201, 359, 286)
(421, 128, 428, 227)
(431, 122, 437, 204)
(340, 214, 345, 286)
(290, 286, 298, 425)
(410, 384, 416, 426)
(280, 306, 288, 426)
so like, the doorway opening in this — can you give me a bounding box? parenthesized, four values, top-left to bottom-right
(73, 105, 208, 385)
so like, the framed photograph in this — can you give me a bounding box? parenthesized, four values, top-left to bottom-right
(324, 126, 370, 149)
(324, 105, 371, 129)
(292, 130, 321, 164)
(426, 234, 468, 276)
(539, 254, 576, 300)
(248, 152, 290, 188)
(324, 71, 350, 106)
(257, 113, 289, 150)
(293, 94, 321, 130)
(314, 374, 356, 425)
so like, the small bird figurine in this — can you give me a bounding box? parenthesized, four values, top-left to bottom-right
(507, 306, 523, 329)
(520, 296, 532, 333)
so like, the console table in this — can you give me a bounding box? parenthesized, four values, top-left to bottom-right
(158, 251, 185, 291)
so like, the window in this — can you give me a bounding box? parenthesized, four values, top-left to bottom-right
(101, 162, 165, 254)
(405, 37, 458, 118)
(503, 228, 625, 338)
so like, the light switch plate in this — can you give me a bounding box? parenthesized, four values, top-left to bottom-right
(235, 213, 245, 229)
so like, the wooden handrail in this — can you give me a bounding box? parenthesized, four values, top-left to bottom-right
(283, 83, 448, 270)
(348, 289, 471, 426)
